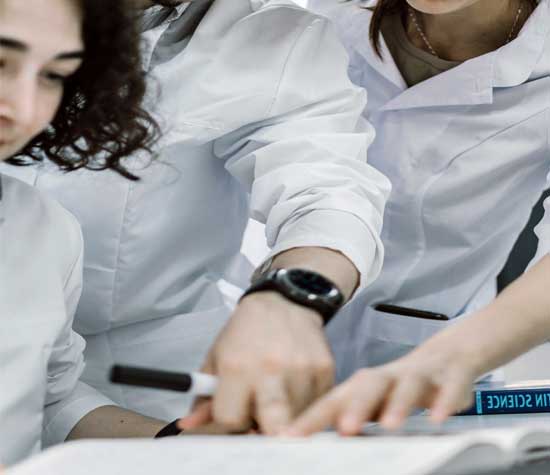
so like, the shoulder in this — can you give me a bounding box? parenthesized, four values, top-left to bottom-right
(216, 0, 364, 78)
(177, 0, 365, 127)
(155, 0, 370, 140)
(209, 0, 365, 59)
(249, 0, 325, 23)
(308, 0, 374, 19)
(1, 173, 83, 281)
(227, 0, 338, 52)
(308, 0, 374, 54)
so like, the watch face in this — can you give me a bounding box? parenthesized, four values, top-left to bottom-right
(286, 269, 334, 296)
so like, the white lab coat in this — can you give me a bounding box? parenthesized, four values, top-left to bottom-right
(310, 0, 550, 380)
(0, 175, 104, 466)
(0, 0, 390, 444)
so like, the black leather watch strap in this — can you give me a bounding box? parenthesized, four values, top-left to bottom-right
(154, 419, 183, 438)
(241, 268, 343, 326)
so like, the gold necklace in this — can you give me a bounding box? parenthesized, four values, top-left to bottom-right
(408, 1, 526, 59)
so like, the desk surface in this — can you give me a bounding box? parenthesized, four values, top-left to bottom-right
(13, 439, 550, 475)
(7, 414, 550, 475)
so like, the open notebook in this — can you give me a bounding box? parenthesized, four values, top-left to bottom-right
(7, 418, 550, 475)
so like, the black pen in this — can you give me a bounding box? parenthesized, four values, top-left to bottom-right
(110, 365, 218, 396)
(375, 304, 450, 321)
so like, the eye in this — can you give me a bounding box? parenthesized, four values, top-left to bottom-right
(41, 61, 82, 86)
(43, 71, 70, 84)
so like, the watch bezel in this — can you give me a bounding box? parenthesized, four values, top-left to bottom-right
(275, 268, 343, 307)
(242, 267, 345, 325)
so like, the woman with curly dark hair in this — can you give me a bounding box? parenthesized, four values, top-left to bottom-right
(4, 0, 158, 179)
(0, 0, 165, 467)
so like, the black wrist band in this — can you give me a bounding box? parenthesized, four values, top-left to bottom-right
(155, 419, 183, 438)
(241, 268, 344, 326)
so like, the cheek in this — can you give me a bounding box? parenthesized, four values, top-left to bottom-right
(31, 88, 64, 137)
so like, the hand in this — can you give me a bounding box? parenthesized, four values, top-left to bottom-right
(285, 349, 478, 436)
(178, 405, 259, 436)
(178, 291, 335, 435)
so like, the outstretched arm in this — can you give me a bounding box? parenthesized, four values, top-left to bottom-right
(287, 254, 550, 435)
(180, 13, 390, 437)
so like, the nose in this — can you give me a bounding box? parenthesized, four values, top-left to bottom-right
(0, 74, 37, 138)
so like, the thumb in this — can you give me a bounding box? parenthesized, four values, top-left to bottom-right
(177, 353, 217, 431)
(200, 350, 217, 375)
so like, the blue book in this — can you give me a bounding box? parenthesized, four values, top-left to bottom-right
(460, 380, 550, 416)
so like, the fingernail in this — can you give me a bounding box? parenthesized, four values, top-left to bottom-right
(430, 412, 447, 424)
(177, 418, 193, 430)
(380, 415, 400, 430)
(340, 416, 361, 435)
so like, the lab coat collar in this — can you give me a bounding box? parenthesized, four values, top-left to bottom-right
(339, 2, 408, 91)
(492, 0, 549, 87)
(380, 50, 495, 111)
(141, 2, 191, 32)
(140, 2, 194, 70)
(348, 0, 549, 111)
(148, 2, 190, 19)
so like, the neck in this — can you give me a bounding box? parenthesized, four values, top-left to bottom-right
(408, 0, 532, 61)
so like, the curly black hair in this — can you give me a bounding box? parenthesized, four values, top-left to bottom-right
(7, 0, 159, 180)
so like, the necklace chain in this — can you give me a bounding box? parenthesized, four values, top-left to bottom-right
(408, 2, 525, 60)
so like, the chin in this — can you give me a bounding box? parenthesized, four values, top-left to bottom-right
(0, 141, 23, 161)
(406, 0, 480, 14)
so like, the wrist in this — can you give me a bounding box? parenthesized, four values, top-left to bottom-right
(242, 268, 344, 326)
(412, 334, 487, 380)
(270, 247, 358, 301)
(239, 291, 325, 327)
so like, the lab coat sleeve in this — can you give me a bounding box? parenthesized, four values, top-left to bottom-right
(215, 17, 391, 289)
(42, 224, 114, 448)
(528, 113, 550, 267)
(530, 173, 550, 265)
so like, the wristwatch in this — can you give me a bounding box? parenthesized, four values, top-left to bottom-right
(241, 268, 345, 325)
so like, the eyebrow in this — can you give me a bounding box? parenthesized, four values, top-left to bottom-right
(0, 37, 26, 52)
(0, 36, 84, 60)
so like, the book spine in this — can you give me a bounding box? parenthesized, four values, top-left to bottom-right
(459, 388, 550, 416)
